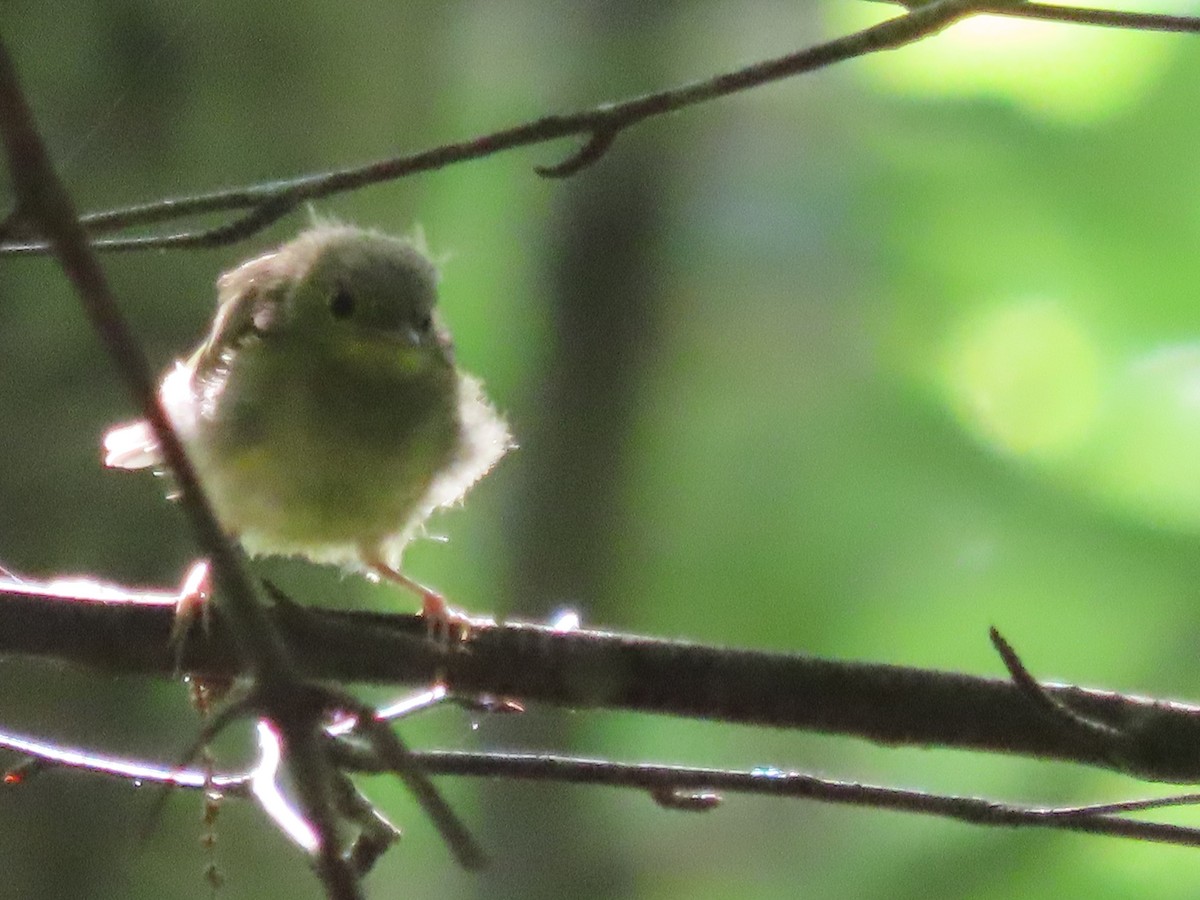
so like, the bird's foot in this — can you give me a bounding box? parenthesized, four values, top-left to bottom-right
(361, 551, 490, 644)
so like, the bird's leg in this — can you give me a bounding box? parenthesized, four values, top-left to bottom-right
(170, 559, 214, 659)
(359, 547, 485, 642)
(171, 560, 237, 696)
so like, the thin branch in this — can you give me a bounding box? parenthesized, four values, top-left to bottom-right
(8, 722, 1200, 851)
(385, 750, 1200, 850)
(0, 0, 981, 255)
(3, 1, 1190, 257)
(0, 723, 250, 794)
(0, 48, 346, 877)
(893, 0, 1200, 32)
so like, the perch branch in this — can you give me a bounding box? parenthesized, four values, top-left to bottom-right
(6, 575, 1200, 785)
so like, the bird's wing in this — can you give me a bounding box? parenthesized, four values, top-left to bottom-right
(103, 420, 161, 469)
(191, 248, 289, 381)
(102, 364, 197, 469)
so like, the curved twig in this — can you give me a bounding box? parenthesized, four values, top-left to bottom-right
(535, 126, 622, 178)
(1, 0, 979, 254)
(6, 1, 1193, 257)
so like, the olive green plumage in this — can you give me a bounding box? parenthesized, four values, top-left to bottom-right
(105, 224, 511, 580)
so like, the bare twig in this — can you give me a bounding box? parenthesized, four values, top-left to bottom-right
(0, 0, 981, 255)
(882, 0, 1200, 32)
(3, 1, 1191, 258)
(8, 722, 1200, 851)
(380, 750, 1200, 849)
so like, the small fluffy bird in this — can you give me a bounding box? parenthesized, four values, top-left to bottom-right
(104, 224, 512, 619)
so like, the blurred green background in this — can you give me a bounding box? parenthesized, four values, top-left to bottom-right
(4, 1, 1200, 897)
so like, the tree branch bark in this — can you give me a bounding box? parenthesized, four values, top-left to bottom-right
(7, 579, 1200, 784)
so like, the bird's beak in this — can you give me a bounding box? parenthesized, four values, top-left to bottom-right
(377, 325, 423, 348)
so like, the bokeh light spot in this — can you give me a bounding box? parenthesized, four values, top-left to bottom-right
(837, 2, 1179, 124)
(940, 300, 1102, 460)
(1083, 344, 1200, 530)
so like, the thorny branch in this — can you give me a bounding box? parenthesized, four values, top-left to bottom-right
(6, 0, 1197, 255)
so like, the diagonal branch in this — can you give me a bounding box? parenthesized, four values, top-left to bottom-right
(892, 0, 1200, 32)
(6, 1, 1192, 258)
(0, 47, 293, 688)
(0, 33, 361, 899)
(0, 38, 472, 898)
(0, 0, 981, 255)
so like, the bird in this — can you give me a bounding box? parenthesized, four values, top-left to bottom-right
(103, 222, 512, 626)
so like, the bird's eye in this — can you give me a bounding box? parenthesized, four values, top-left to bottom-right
(329, 289, 355, 320)
(416, 312, 433, 332)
